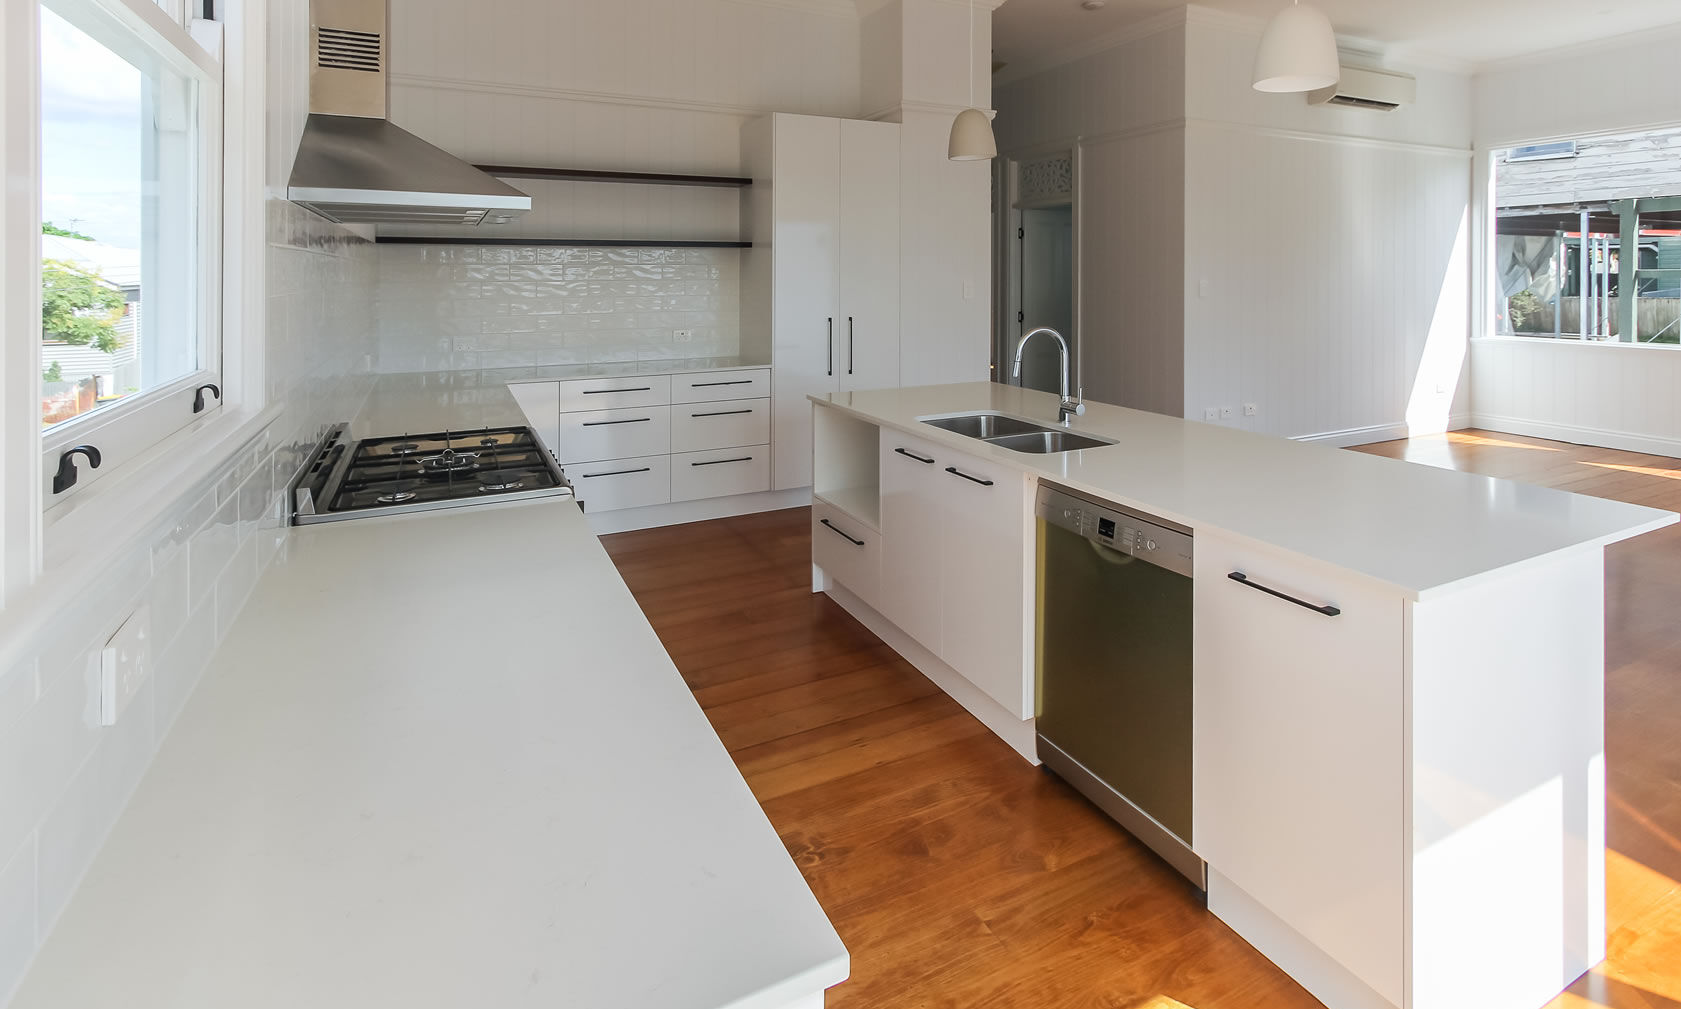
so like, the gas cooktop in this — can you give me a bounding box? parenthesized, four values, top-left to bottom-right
(292, 424, 574, 525)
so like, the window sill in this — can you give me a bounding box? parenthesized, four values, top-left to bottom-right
(1473, 335, 1680, 351)
(44, 402, 281, 563)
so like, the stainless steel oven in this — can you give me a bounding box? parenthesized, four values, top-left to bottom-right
(1035, 481, 1203, 888)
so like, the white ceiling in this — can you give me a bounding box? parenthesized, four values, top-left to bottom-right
(991, 0, 1681, 76)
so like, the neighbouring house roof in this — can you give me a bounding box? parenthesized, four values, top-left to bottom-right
(41, 234, 141, 289)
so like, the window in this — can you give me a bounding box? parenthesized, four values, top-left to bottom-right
(1493, 127, 1681, 344)
(36, 0, 220, 499)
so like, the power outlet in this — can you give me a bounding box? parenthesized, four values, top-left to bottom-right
(1220, 406, 1235, 419)
(100, 606, 151, 726)
(672, 329, 694, 343)
(1203, 407, 1218, 421)
(1243, 403, 1258, 417)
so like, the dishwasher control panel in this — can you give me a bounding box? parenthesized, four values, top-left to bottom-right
(1037, 483, 1193, 577)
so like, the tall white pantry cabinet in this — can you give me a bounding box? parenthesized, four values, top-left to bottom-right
(742, 113, 901, 492)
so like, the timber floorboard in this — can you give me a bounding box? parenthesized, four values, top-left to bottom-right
(600, 429, 1681, 1009)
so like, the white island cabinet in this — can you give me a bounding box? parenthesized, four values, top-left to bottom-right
(807, 382, 1677, 1009)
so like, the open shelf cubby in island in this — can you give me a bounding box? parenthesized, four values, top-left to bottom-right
(811, 406, 880, 530)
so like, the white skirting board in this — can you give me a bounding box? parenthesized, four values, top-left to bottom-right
(817, 576, 1039, 765)
(583, 487, 811, 535)
(1472, 413, 1681, 460)
(1293, 414, 1473, 449)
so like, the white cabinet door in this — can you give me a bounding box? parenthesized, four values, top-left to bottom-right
(838, 119, 900, 393)
(877, 432, 944, 654)
(507, 382, 560, 462)
(769, 115, 842, 492)
(1193, 531, 1405, 1008)
(935, 446, 1033, 718)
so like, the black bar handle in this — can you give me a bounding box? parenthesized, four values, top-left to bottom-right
(820, 518, 864, 546)
(692, 408, 754, 418)
(945, 466, 993, 487)
(582, 386, 652, 395)
(691, 456, 753, 467)
(690, 379, 754, 388)
(581, 467, 652, 479)
(1227, 572, 1342, 617)
(848, 316, 854, 376)
(894, 447, 935, 465)
(52, 444, 101, 494)
(826, 318, 834, 377)
(580, 417, 652, 427)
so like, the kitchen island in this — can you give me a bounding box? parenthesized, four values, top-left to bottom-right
(8, 500, 846, 1009)
(807, 382, 1676, 1009)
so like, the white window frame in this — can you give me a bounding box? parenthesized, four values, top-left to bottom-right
(33, 0, 224, 508)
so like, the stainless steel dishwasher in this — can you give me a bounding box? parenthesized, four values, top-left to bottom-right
(1035, 482, 1204, 888)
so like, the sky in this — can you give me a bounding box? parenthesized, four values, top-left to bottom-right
(40, 7, 146, 250)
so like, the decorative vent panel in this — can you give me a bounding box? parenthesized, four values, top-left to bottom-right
(1018, 152, 1073, 208)
(316, 27, 381, 72)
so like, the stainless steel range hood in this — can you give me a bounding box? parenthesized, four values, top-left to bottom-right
(286, 0, 530, 226)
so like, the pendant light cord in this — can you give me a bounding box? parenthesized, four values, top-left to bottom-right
(968, 0, 975, 108)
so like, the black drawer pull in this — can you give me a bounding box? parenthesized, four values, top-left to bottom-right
(1227, 572, 1341, 617)
(894, 447, 935, 465)
(582, 386, 652, 395)
(690, 379, 754, 388)
(820, 518, 864, 546)
(945, 466, 993, 487)
(580, 467, 652, 479)
(691, 456, 753, 467)
(580, 417, 652, 427)
(692, 408, 753, 418)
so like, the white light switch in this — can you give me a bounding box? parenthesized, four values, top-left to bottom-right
(100, 607, 151, 726)
(962, 280, 974, 300)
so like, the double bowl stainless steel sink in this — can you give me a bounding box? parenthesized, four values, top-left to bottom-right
(921, 412, 1115, 454)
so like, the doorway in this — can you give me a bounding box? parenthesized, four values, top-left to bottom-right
(1018, 204, 1074, 393)
(997, 149, 1078, 396)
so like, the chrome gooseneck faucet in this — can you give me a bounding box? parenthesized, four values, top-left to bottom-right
(1012, 327, 1085, 427)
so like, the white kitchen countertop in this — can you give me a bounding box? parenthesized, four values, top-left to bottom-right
(9, 500, 847, 1009)
(498, 356, 768, 385)
(815, 383, 1677, 600)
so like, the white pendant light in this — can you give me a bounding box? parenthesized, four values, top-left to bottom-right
(1251, 0, 1340, 94)
(948, 0, 997, 161)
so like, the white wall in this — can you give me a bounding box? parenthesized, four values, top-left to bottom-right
(0, 2, 375, 1001)
(1183, 14, 1474, 443)
(995, 7, 1476, 441)
(1469, 27, 1681, 456)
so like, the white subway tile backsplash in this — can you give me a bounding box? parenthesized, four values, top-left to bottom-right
(375, 245, 742, 372)
(0, 194, 377, 994)
(34, 676, 157, 937)
(0, 839, 35, 1004)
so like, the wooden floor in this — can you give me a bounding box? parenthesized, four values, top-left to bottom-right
(601, 429, 1681, 1009)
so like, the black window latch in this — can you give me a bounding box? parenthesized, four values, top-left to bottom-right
(53, 445, 102, 494)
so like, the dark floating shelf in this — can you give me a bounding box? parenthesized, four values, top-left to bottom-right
(375, 237, 752, 249)
(475, 165, 753, 188)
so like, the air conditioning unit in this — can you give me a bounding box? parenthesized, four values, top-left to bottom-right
(1308, 66, 1417, 111)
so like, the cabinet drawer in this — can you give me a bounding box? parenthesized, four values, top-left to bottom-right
(670, 445, 770, 502)
(671, 369, 771, 404)
(568, 455, 672, 512)
(671, 398, 771, 453)
(813, 501, 879, 605)
(558, 406, 671, 464)
(558, 375, 672, 412)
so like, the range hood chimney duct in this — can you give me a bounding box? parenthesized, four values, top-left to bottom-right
(286, 0, 531, 226)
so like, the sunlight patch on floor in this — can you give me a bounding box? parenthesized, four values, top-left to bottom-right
(1128, 999, 1197, 1009)
(1583, 461, 1681, 480)
(1443, 432, 1564, 451)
